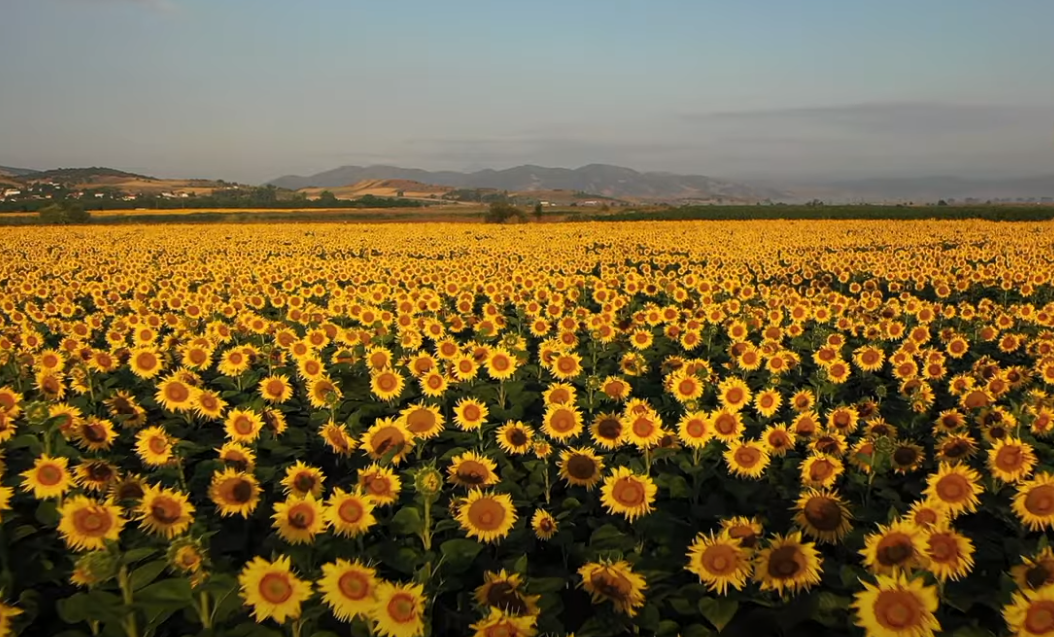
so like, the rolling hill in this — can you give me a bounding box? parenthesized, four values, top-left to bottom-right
(270, 164, 784, 202)
(298, 179, 452, 201)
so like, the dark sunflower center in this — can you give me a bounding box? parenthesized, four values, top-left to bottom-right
(803, 498, 843, 531)
(597, 418, 622, 439)
(509, 429, 528, 446)
(486, 582, 529, 615)
(151, 501, 181, 524)
(231, 480, 254, 503)
(567, 455, 597, 480)
(117, 481, 144, 500)
(767, 546, 801, 578)
(294, 474, 316, 493)
(877, 541, 914, 566)
(87, 463, 114, 481)
(893, 447, 918, 466)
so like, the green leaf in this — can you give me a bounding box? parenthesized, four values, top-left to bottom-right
(439, 539, 483, 574)
(589, 524, 634, 551)
(657, 473, 691, 499)
(699, 597, 738, 632)
(56, 591, 123, 625)
(667, 596, 697, 616)
(513, 554, 528, 576)
(136, 578, 193, 607)
(123, 548, 157, 564)
(680, 625, 715, 637)
(562, 497, 582, 511)
(130, 560, 169, 590)
(34, 500, 60, 526)
(389, 507, 423, 535)
(529, 577, 566, 593)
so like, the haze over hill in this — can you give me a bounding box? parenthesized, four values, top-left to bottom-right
(270, 164, 783, 202)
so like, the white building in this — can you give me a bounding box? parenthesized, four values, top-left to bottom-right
(1, 189, 21, 198)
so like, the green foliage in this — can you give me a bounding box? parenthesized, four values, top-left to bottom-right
(484, 201, 526, 224)
(37, 201, 91, 225)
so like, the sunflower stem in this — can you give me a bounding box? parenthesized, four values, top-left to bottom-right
(197, 591, 212, 629)
(421, 497, 433, 551)
(118, 565, 139, 637)
(89, 620, 100, 636)
(289, 618, 303, 637)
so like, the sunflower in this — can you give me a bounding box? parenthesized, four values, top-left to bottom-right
(578, 560, 647, 617)
(35, 371, 66, 401)
(485, 347, 518, 380)
(686, 531, 752, 595)
(669, 370, 704, 403)
(936, 433, 977, 464)
(852, 572, 940, 637)
(988, 437, 1038, 483)
(1012, 472, 1054, 531)
(923, 463, 984, 517)
(721, 516, 764, 550)
(860, 520, 928, 575)
(454, 398, 489, 431)
(208, 468, 261, 517)
(724, 440, 770, 479)
(272, 494, 326, 545)
(801, 453, 844, 489)
(753, 532, 823, 597)
(358, 464, 402, 506)
(448, 451, 500, 489)
(600, 467, 656, 522)
(474, 570, 540, 616)
(371, 369, 405, 401)
(224, 409, 264, 444)
(217, 442, 256, 471)
(710, 408, 744, 443)
(419, 371, 449, 398)
(281, 461, 326, 498)
(754, 389, 782, 419)
(259, 375, 293, 403)
(590, 412, 625, 449)
(543, 404, 584, 442)
(319, 559, 378, 622)
(716, 377, 751, 412)
(57, 496, 126, 551)
(308, 376, 343, 409)
(20, 454, 73, 499)
(74, 459, 120, 493)
(889, 441, 925, 474)
(362, 418, 414, 465)
(136, 484, 195, 538)
(601, 375, 631, 401)
(542, 383, 577, 407)
(470, 609, 537, 637)
(675, 411, 711, 449)
(558, 446, 604, 489)
(1003, 584, 1054, 637)
(238, 556, 313, 625)
(531, 509, 558, 540)
(451, 354, 480, 382)
(761, 424, 796, 457)
(0, 487, 12, 520)
(72, 417, 117, 452)
(457, 490, 517, 543)
(550, 352, 583, 380)
(621, 406, 663, 449)
(794, 488, 853, 544)
(0, 386, 22, 417)
(155, 374, 196, 412)
(399, 403, 445, 440)
(128, 346, 164, 379)
(109, 473, 146, 503)
(791, 410, 821, 440)
(1011, 548, 1054, 591)
(325, 488, 377, 537)
(320, 421, 358, 456)
(371, 581, 426, 637)
(191, 390, 227, 421)
(495, 421, 534, 455)
(923, 522, 974, 582)
(104, 390, 146, 428)
(906, 499, 950, 529)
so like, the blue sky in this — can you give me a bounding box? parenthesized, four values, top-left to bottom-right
(2, 0, 1053, 183)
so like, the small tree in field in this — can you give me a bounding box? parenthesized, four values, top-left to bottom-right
(38, 201, 91, 225)
(485, 202, 526, 224)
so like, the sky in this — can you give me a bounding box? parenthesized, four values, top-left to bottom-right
(2, 0, 1053, 184)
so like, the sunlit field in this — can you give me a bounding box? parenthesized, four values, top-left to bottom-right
(1, 220, 1053, 637)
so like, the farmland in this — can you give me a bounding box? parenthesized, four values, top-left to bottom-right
(0, 220, 1053, 637)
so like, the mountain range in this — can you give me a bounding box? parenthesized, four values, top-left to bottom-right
(269, 164, 783, 202)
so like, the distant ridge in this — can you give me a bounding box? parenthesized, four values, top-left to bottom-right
(268, 163, 783, 202)
(0, 165, 39, 178)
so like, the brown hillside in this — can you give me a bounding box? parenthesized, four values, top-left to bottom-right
(299, 179, 453, 201)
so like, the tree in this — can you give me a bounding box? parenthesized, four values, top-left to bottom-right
(485, 202, 526, 224)
(534, 202, 543, 220)
(937, 199, 948, 206)
(318, 190, 338, 206)
(38, 201, 91, 225)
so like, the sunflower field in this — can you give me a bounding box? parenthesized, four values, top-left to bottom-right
(0, 221, 1053, 637)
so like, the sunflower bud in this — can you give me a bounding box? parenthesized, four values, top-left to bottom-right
(71, 551, 119, 588)
(25, 402, 50, 427)
(167, 537, 208, 582)
(414, 466, 442, 499)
